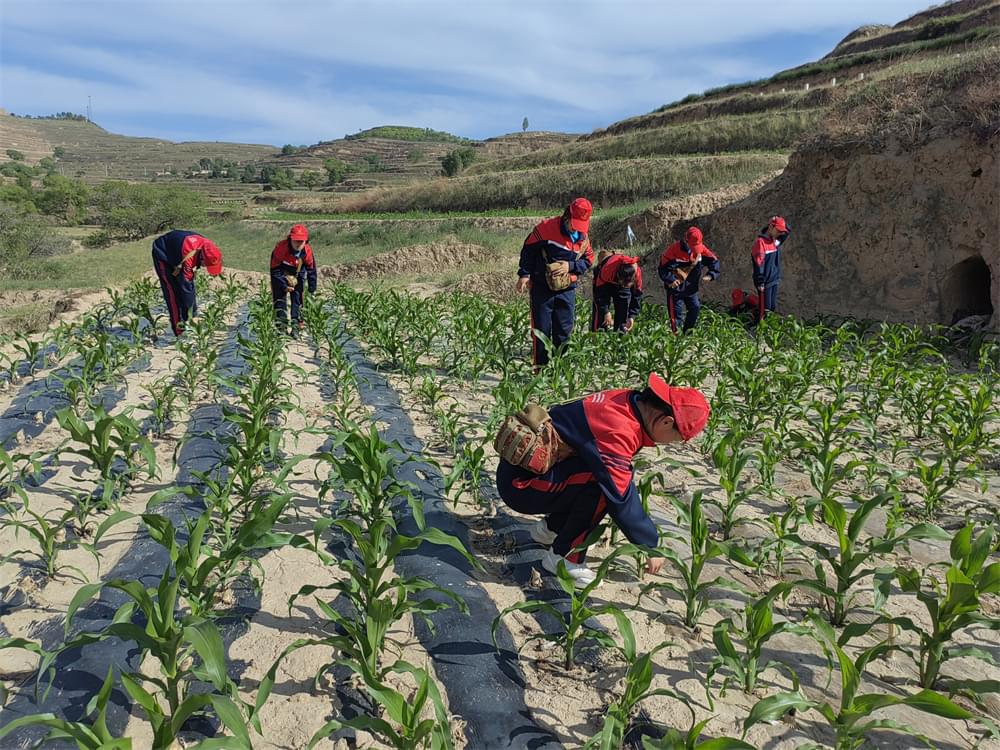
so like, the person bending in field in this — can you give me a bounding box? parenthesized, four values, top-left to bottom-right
(516, 197, 595, 367)
(659, 226, 720, 333)
(728, 288, 762, 322)
(591, 251, 642, 333)
(270, 224, 317, 337)
(496, 374, 710, 588)
(151, 230, 223, 337)
(751, 215, 791, 318)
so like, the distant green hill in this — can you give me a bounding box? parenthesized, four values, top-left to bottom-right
(343, 126, 469, 143)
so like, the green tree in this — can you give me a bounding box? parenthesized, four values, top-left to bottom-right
(53, 146, 66, 159)
(298, 170, 322, 190)
(0, 185, 38, 213)
(362, 153, 384, 172)
(5, 149, 25, 161)
(38, 156, 57, 175)
(91, 182, 207, 240)
(262, 166, 295, 190)
(240, 164, 258, 183)
(440, 147, 477, 177)
(35, 174, 89, 224)
(522, 116, 529, 132)
(323, 158, 351, 185)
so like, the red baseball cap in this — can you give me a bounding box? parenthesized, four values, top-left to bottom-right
(567, 197, 592, 234)
(684, 226, 703, 246)
(289, 224, 309, 241)
(200, 240, 222, 276)
(769, 216, 787, 233)
(647, 373, 710, 441)
(731, 288, 745, 306)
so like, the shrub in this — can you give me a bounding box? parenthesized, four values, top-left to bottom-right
(440, 147, 476, 177)
(90, 181, 208, 240)
(0, 205, 71, 278)
(82, 229, 114, 249)
(35, 174, 89, 224)
(5, 149, 25, 161)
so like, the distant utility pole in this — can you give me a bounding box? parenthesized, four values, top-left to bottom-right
(87, 96, 92, 122)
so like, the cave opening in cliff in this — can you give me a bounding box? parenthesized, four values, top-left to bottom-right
(942, 255, 993, 325)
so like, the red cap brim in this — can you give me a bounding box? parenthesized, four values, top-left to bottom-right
(569, 216, 590, 233)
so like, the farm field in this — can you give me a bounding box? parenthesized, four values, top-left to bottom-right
(1, 274, 998, 749)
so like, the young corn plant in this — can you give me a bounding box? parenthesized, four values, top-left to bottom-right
(744, 614, 982, 750)
(785, 493, 949, 626)
(704, 590, 819, 706)
(583, 635, 681, 750)
(56, 405, 157, 505)
(63, 570, 256, 750)
(640, 493, 751, 630)
(640, 699, 755, 750)
(12, 333, 45, 377)
(493, 544, 639, 669)
(141, 376, 181, 438)
(0, 665, 130, 749)
(307, 661, 455, 750)
(867, 523, 1000, 691)
(708, 429, 754, 540)
(790, 400, 862, 515)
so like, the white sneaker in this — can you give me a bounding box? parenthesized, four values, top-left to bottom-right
(529, 518, 558, 546)
(541, 549, 597, 589)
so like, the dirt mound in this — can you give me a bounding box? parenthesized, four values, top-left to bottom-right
(451, 271, 521, 303)
(0, 290, 82, 335)
(592, 174, 780, 250)
(320, 242, 498, 283)
(691, 52, 1000, 327)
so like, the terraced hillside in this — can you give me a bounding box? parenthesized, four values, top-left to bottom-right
(0, 114, 277, 183)
(253, 128, 579, 193)
(269, 0, 997, 216)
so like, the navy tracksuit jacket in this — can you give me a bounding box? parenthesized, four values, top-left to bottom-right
(750, 228, 790, 312)
(658, 240, 721, 333)
(496, 388, 659, 563)
(151, 230, 210, 336)
(518, 217, 594, 366)
(270, 239, 318, 327)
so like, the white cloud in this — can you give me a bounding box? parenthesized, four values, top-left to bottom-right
(0, 0, 936, 142)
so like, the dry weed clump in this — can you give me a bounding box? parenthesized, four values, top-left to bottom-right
(330, 154, 787, 214)
(818, 47, 1000, 145)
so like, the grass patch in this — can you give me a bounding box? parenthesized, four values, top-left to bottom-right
(342, 125, 470, 143)
(328, 154, 788, 213)
(470, 112, 816, 173)
(0, 218, 534, 292)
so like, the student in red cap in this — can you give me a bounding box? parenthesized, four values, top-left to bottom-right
(270, 224, 317, 337)
(496, 374, 710, 588)
(591, 251, 642, 333)
(151, 229, 223, 337)
(516, 197, 595, 367)
(728, 288, 762, 322)
(751, 215, 791, 318)
(658, 226, 720, 333)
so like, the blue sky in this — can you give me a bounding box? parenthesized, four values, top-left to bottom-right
(1, 0, 935, 146)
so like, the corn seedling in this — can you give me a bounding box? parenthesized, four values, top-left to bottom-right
(744, 614, 982, 750)
(584, 635, 679, 750)
(493, 544, 638, 669)
(56, 405, 158, 503)
(785, 493, 949, 626)
(640, 698, 755, 749)
(704, 589, 820, 705)
(708, 430, 755, 540)
(864, 523, 1000, 691)
(12, 333, 45, 377)
(307, 661, 455, 750)
(141, 376, 180, 437)
(0, 665, 130, 749)
(63, 570, 256, 750)
(640, 493, 752, 629)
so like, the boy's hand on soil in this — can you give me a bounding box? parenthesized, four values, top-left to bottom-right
(603, 312, 613, 328)
(623, 318, 634, 332)
(646, 556, 665, 576)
